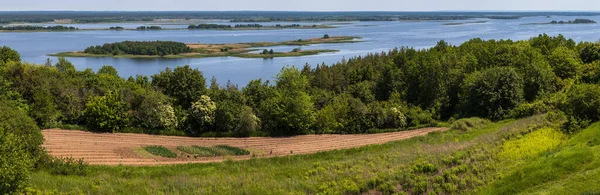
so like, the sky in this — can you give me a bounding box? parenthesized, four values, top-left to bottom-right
(2, 0, 600, 11)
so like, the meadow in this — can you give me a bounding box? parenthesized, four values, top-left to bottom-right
(27, 114, 600, 194)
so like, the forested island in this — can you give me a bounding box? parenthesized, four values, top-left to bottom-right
(51, 35, 360, 58)
(525, 18, 597, 25)
(442, 21, 488, 26)
(0, 25, 78, 31)
(83, 41, 192, 56)
(187, 23, 334, 30)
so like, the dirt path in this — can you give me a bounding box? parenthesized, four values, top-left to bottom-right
(42, 127, 448, 166)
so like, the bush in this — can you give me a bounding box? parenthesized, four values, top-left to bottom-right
(0, 100, 44, 164)
(40, 157, 88, 176)
(565, 84, 600, 122)
(143, 146, 178, 158)
(83, 91, 131, 132)
(451, 117, 490, 131)
(0, 129, 32, 194)
(323, 34, 330, 39)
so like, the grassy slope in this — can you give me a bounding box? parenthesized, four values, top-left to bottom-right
(29, 119, 508, 194)
(29, 116, 600, 194)
(481, 122, 600, 195)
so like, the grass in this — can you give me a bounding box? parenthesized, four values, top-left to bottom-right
(479, 122, 600, 194)
(49, 36, 360, 59)
(28, 115, 600, 194)
(142, 146, 177, 158)
(177, 145, 250, 157)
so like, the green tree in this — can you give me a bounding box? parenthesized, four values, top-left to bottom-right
(460, 67, 524, 120)
(151, 65, 207, 108)
(323, 34, 330, 39)
(579, 43, 600, 63)
(0, 46, 20, 65)
(243, 79, 272, 110)
(235, 106, 260, 137)
(83, 91, 131, 132)
(55, 57, 75, 73)
(565, 84, 600, 122)
(261, 67, 315, 135)
(132, 89, 175, 130)
(548, 47, 582, 80)
(97, 65, 119, 77)
(188, 95, 216, 134)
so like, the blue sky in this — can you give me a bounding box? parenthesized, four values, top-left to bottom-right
(2, 0, 600, 11)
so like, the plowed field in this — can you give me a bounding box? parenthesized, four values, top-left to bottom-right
(42, 127, 448, 166)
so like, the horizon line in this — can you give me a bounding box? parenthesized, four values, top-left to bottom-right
(1, 10, 600, 12)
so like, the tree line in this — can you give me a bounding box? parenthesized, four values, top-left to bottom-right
(136, 26, 162, 30)
(0, 25, 78, 31)
(83, 41, 192, 56)
(188, 23, 309, 29)
(4, 33, 600, 192)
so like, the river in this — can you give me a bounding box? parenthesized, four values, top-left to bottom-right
(2, 15, 600, 85)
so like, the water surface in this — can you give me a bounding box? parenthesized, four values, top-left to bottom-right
(2, 15, 600, 85)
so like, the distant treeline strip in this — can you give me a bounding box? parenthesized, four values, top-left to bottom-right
(0, 25, 78, 31)
(187, 24, 308, 29)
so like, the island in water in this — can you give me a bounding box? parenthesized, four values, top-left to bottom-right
(523, 18, 597, 25)
(0, 25, 79, 32)
(443, 21, 488, 26)
(0, 23, 334, 32)
(187, 23, 335, 30)
(50, 35, 361, 58)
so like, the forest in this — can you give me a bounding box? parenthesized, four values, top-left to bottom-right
(83, 41, 192, 56)
(2, 33, 600, 193)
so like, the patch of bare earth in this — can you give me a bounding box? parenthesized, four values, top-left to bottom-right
(42, 127, 448, 166)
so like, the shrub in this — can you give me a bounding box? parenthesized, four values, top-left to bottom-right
(451, 117, 490, 131)
(565, 84, 600, 122)
(41, 157, 88, 176)
(143, 146, 178, 158)
(0, 100, 44, 163)
(0, 129, 32, 194)
(323, 34, 330, 39)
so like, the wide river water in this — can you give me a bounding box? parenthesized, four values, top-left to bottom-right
(2, 15, 600, 85)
